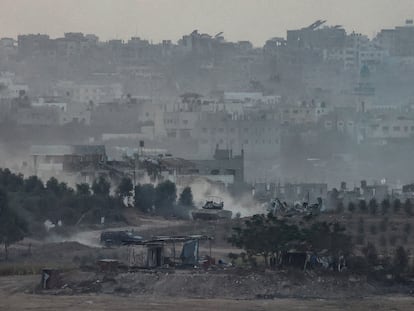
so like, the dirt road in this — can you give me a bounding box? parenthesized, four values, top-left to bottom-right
(3, 292, 414, 311)
(1, 275, 414, 311)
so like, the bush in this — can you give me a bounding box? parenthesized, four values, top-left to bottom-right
(393, 246, 409, 274)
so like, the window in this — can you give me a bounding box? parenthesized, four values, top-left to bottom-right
(382, 126, 389, 132)
(393, 126, 400, 131)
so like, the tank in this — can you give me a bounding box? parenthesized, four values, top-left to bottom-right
(191, 196, 232, 220)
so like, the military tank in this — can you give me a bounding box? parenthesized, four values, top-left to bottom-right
(191, 196, 232, 220)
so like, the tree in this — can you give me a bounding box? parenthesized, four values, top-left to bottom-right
(154, 180, 177, 216)
(178, 187, 194, 208)
(230, 214, 353, 268)
(358, 200, 367, 213)
(358, 217, 365, 234)
(134, 184, 155, 213)
(329, 188, 339, 210)
(404, 199, 413, 216)
(24, 176, 44, 193)
(46, 177, 69, 197)
(92, 176, 110, 196)
(381, 199, 390, 215)
(404, 223, 411, 236)
(229, 213, 302, 267)
(379, 217, 388, 232)
(369, 223, 377, 235)
(0, 189, 28, 260)
(368, 198, 378, 215)
(348, 201, 356, 213)
(76, 183, 91, 196)
(393, 199, 401, 214)
(116, 177, 133, 201)
(0, 168, 24, 192)
(304, 222, 353, 257)
(393, 246, 409, 274)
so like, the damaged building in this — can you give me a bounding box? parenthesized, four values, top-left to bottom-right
(124, 235, 213, 269)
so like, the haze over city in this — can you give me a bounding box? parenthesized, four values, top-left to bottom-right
(1, 0, 413, 45)
(3, 1, 414, 310)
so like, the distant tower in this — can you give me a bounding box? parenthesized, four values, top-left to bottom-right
(355, 65, 374, 112)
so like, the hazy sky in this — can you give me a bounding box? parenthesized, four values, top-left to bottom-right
(1, 0, 413, 46)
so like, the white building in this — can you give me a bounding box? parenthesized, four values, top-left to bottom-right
(56, 81, 123, 104)
(281, 101, 331, 125)
(362, 116, 414, 141)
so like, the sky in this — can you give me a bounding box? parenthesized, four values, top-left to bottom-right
(1, 0, 413, 46)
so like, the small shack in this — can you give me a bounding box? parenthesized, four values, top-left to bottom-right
(124, 235, 213, 268)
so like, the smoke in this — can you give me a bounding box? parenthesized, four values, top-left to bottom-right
(43, 230, 102, 248)
(186, 179, 265, 217)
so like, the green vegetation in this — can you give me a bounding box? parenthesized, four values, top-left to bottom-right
(134, 183, 155, 213)
(229, 213, 351, 267)
(0, 168, 124, 239)
(0, 188, 28, 260)
(178, 187, 194, 208)
(154, 180, 177, 216)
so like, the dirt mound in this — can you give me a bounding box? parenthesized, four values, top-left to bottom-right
(56, 269, 385, 300)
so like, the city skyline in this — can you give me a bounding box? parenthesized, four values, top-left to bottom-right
(1, 0, 413, 46)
